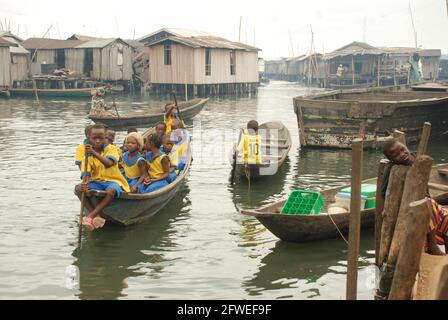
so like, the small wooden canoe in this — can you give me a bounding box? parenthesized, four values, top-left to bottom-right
(242, 163, 448, 243)
(9, 87, 94, 98)
(231, 121, 291, 179)
(77, 127, 192, 226)
(89, 98, 209, 128)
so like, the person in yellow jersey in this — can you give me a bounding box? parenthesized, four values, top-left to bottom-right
(236, 120, 262, 165)
(105, 128, 123, 160)
(75, 124, 130, 231)
(162, 134, 185, 183)
(120, 132, 147, 193)
(164, 103, 185, 134)
(139, 134, 171, 193)
(75, 125, 93, 170)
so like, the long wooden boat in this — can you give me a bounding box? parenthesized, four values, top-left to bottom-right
(10, 87, 94, 98)
(78, 127, 192, 226)
(230, 121, 291, 179)
(293, 85, 448, 149)
(89, 98, 209, 128)
(242, 163, 448, 243)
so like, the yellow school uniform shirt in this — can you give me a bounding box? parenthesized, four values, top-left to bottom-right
(81, 144, 130, 192)
(110, 144, 123, 159)
(75, 139, 88, 166)
(147, 151, 168, 179)
(164, 114, 186, 134)
(120, 152, 145, 180)
(237, 134, 262, 165)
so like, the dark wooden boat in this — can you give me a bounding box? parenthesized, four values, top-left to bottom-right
(293, 85, 448, 149)
(10, 87, 94, 98)
(230, 121, 291, 179)
(79, 127, 192, 226)
(242, 163, 448, 243)
(89, 98, 209, 128)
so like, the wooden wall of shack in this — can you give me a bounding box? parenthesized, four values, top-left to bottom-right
(30, 50, 56, 76)
(149, 43, 258, 85)
(0, 47, 11, 87)
(98, 43, 133, 81)
(10, 54, 28, 82)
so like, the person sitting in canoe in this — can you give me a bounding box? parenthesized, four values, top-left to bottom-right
(236, 120, 262, 165)
(106, 128, 123, 160)
(75, 124, 130, 231)
(120, 132, 147, 193)
(89, 87, 117, 117)
(381, 139, 448, 255)
(162, 134, 184, 183)
(155, 121, 167, 135)
(164, 104, 185, 134)
(139, 134, 171, 193)
(120, 128, 138, 154)
(75, 125, 93, 170)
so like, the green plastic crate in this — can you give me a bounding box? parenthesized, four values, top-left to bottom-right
(365, 197, 376, 209)
(280, 190, 325, 215)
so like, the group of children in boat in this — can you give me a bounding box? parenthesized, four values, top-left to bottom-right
(381, 139, 448, 255)
(75, 104, 187, 231)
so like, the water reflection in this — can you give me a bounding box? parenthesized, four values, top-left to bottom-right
(74, 186, 191, 299)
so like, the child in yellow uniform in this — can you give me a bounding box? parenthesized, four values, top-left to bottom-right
(75, 124, 130, 231)
(164, 104, 185, 134)
(139, 134, 171, 193)
(75, 125, 93, 170)
(106, 128, 123, 160)
(237, 120, 262, 165)
(162, 135, 183, 183)
(120, 132, 146, 193)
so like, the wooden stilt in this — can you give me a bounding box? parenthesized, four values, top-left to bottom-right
(375, 159, 389, 267)
(416, 122, 431, 157)
(393, 130, 406, 145)
(346, 138, 363, 300)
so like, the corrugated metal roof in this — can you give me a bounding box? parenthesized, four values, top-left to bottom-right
(139, 28, 213, 42)
(0, 37, 18, 47)
(23, 38, 84, 49)
(1, 36, 29, 54)
(147, 35, 260, 51)
(67, 34, 102, 41)
(75, 38, 134, 49)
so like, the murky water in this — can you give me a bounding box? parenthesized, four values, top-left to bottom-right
(0, 81, 446, 299)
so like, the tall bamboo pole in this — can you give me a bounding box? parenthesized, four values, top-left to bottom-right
(346, 138, 363, 300)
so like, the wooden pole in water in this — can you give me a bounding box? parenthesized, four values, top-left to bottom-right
(375, 159, 389, 267)
(377, 55, 381, 87)
(346, 138, 363, 300)
(352, 56, 355, 86)
(416, 122, 431, 157)
(184, 72, 188, 101)
(388, 198, 432, 300)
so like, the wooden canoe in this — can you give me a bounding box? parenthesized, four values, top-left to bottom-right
(9, 87, 94, 98)
(242, 163, 448, 243)
(89, 98, 209, 128)
(231, 121, 291, 179)
(78, 127, 192, 226)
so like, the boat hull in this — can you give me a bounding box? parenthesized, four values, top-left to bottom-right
(10, 88, 93, 98)
(89, 98, 208, 128)
(293, 86, 448, 149)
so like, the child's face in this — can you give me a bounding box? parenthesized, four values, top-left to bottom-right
(125, 137, 139, 153)
(163, 137, 173, 153)
(106, 131, 115, 144)
(89, 129, 106, 149)
(156, 124, 166, 134)
(386, 142, 412, 165)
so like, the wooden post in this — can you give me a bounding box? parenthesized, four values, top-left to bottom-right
(392, 130, 406, 145)
(294, 101, 306, 147)
(416, 122, 431, 157)
(388, 198, 432, 300)
(377, 55, 381, 87)
(346, 138, 363, 300)
(378, 165, 410, 266)
(375, 159, 389, 267)
(387, 155, 433, 267)
(352, 56, 355, 86)
(32, 79, 40, 105)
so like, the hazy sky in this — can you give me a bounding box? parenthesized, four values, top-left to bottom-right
(1, 0, 447, 59)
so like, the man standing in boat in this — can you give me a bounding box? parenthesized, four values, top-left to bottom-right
(89, 86, 117, 117)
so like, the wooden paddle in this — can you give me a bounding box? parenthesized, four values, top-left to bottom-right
(231, 129, 243, 185)
(172, 90, 183, 121)
(78, 151, 89, 249)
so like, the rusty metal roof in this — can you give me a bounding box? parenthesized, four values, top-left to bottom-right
(22, 38, 84, 49)
(141, 28, 260, 51)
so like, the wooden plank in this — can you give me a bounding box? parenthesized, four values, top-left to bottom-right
(346, 138, 363, 300)
(416, 122, 431, 157)
(393, 130, 406, 145)
(388, 198, 432, 300)
(428, 182, 448, 192)
(438, 169, 448, 176)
